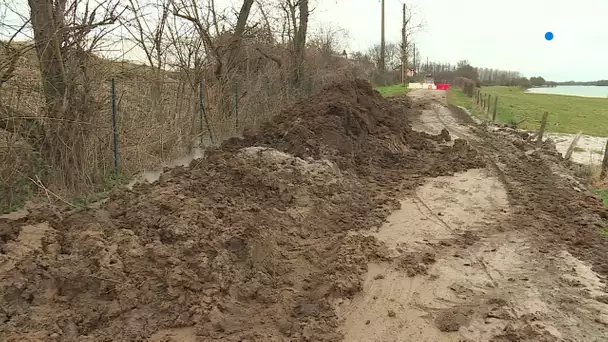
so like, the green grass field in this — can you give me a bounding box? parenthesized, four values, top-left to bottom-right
(375, 84, 410, 97)
(448, 87, 608, 136)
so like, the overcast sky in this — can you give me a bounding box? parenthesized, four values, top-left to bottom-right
(2, 0, 606, 81)
(312, 0, 608, 82)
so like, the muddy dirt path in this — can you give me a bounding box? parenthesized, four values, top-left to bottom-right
(337, 89, 608, 341)
(2, 82, 608, 341)
(0, 81, 489, 342)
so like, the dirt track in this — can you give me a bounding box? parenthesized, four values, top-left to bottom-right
(1, 83, 608, 341)
(338, 89, 608, 341)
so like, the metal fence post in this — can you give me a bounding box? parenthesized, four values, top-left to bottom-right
(111, 78, 118, 171)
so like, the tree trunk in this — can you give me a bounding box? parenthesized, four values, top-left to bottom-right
(27, 0, 93, 189)
(29, 0, 68, 109)
(226, 0, 254, 73)
(293, 0, 309, 87)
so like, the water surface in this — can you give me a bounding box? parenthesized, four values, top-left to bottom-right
(527, 86, 608, 98)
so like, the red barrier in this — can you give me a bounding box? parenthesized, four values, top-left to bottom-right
(436, 84, 450, 90)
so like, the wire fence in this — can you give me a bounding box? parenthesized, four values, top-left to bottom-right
(0, 77, 251, 212)
(0, 56, 367, 213)
(101, 77, 252, 174)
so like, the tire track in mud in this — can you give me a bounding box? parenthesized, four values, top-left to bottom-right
(337, 89, 608, 342)
(426, 100, 509, 291)
(444, 98, 608, 276)
(432, 91, 608, 272)
(412, 191, 500, 289)
(428, 90, 608, 340)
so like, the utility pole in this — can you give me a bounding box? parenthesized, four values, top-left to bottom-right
(380, 0, 385, 76)
(413, 44, 416, 75)
(401, 3, 407, 85)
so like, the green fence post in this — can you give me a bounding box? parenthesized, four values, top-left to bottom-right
(111, 78, 118, 171)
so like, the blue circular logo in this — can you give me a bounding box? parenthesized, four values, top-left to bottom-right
(545, 32, 554, 41)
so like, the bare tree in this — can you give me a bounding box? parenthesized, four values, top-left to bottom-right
(308, 25, 349, 60)
(123, 0, 170, 123)
(367, 42, 400, 70)
(281, 0, 309, 87)
(172, 0, 254, 81)
(401, 3, 424, 82)
(5, 0, 123, 188)
(165, 20, 205, 90)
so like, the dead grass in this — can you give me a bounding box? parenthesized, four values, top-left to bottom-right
(575, 163, 602, 184)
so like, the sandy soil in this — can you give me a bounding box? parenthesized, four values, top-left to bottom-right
(1, 84, 608, 341)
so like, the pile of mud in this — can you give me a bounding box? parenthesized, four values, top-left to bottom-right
(226, 79, 484, 186)
(1, 149, 396, 341)
(0, 80, 485, 341)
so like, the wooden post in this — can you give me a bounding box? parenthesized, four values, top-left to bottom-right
(537, 111, 549, 146)
(484, 94, 488, 117)
(601, 139, 608, 179)
(565, 131, 583, 160)
(492, 96, 498, 121)
(380, 0, 385, 74)
(413, 44, 416, 72)
(486, 93, 491, 113)
(485, 94, 491, 117)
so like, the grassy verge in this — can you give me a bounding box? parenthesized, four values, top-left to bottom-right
(596, 191, 608, 235)
(447, 88, 484, 116)
(375, 84, 410, 97)
(448, 86, 608, 136)
(597, 189, 608, 207)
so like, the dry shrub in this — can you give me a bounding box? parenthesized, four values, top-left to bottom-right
(574, 162, 602, 185)
(453, 76, 477, 96)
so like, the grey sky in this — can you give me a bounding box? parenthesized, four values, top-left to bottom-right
(313, 0, 608, 81)
(2, 0, 606, 81)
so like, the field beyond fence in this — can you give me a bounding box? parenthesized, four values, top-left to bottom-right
(450, 82, 608, 137)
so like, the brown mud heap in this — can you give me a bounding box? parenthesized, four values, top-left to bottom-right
(0, 80, 482, 341)
(226, 79, 482, 187)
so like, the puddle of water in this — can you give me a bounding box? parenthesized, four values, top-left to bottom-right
(545, 133, 607, 165)
(127, 147, 205, 188)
